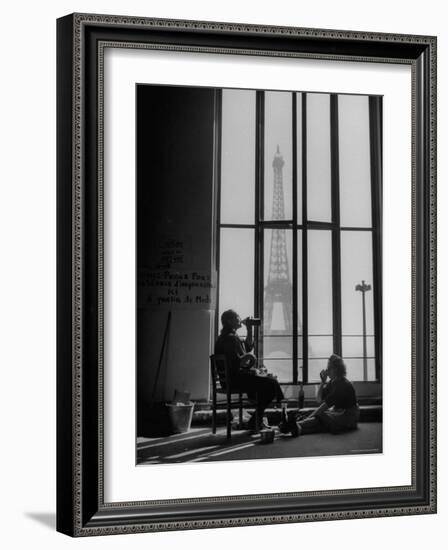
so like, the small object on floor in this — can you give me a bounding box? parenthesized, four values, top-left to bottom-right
(279, 400, 295, 434)
(166, 401, 195, 434)
(259, 428, 275, 444)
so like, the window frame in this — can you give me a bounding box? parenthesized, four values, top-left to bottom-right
(217, 89, 382, 385)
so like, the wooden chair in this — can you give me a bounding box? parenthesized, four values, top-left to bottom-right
(210, 354, 258, 439)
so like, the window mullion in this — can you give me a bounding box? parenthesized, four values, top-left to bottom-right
(330, 94, 342, 357)
(302, 93, 309, 384)
(214, 90, 223, 341)
(369, 95, 383, 383)
(255, 91, 264, 360)
(292, 93, 298, 385)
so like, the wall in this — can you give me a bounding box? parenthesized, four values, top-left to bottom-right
(1, 1, 445, 550)
(136, 85, 216, 433)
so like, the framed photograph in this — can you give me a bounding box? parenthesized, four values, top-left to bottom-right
(57, 13, 437, 536)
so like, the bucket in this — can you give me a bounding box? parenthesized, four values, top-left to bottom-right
(166, 402, 195, 434)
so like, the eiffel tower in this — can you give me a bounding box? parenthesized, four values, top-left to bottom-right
(263, 146, 293, 340)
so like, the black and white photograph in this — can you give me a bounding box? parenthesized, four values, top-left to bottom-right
(136, 84, 383, 465)
(0, 0, 443, 545)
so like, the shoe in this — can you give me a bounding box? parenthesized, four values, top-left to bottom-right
(278, 418, 300, 437)
(290, 422, 300, 437)
(278, 420, 291, 434)
(247, 414, 269, 432)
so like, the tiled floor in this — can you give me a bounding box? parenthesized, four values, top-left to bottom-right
(136, 422, 382, 465)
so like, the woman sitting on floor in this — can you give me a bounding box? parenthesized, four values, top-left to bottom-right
(281, 354, 360, 437)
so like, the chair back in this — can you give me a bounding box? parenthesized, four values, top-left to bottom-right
(210, 354, 229, 391)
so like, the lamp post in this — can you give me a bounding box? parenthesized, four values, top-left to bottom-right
(355, 280, 371, 381)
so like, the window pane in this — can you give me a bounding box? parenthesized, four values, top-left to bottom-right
(263, 228, 293, 380)
(342, 335, 375, 358)
(219, 229, 254, 337)
(296, 93, 303, 224)
(263, 336, 292, 358)
(282, 384, 301, 399)
(308, 336, 333, 358)
(263, 336, 293, 382)
(344, 358, 376, 381)
(341, 231, 375, 335)
(308, 230, 333, 335)
(263, 338, 293, 383)
(220, 89, 255, 224)
(263, 228, 293, 333)
(308, 359, 328, 383)
(263, 359, 293, 383)
(307, 93, 331, 222)
(339, 95, 372, 227)
(341, 231, 375, 381)
(264, 92, 293, 220)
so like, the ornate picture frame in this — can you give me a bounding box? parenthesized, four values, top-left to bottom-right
(56, 13, 436, 536)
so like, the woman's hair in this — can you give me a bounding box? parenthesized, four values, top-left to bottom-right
(328, 354, 347, 377)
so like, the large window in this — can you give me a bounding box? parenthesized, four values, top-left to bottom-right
(218, 89, 382, 384)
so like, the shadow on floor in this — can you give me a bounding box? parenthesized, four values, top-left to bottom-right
(137, 422, 382, 465)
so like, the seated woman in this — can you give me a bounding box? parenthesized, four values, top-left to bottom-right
(281, 354, 360, 437)
(214, 309, 284, 431)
